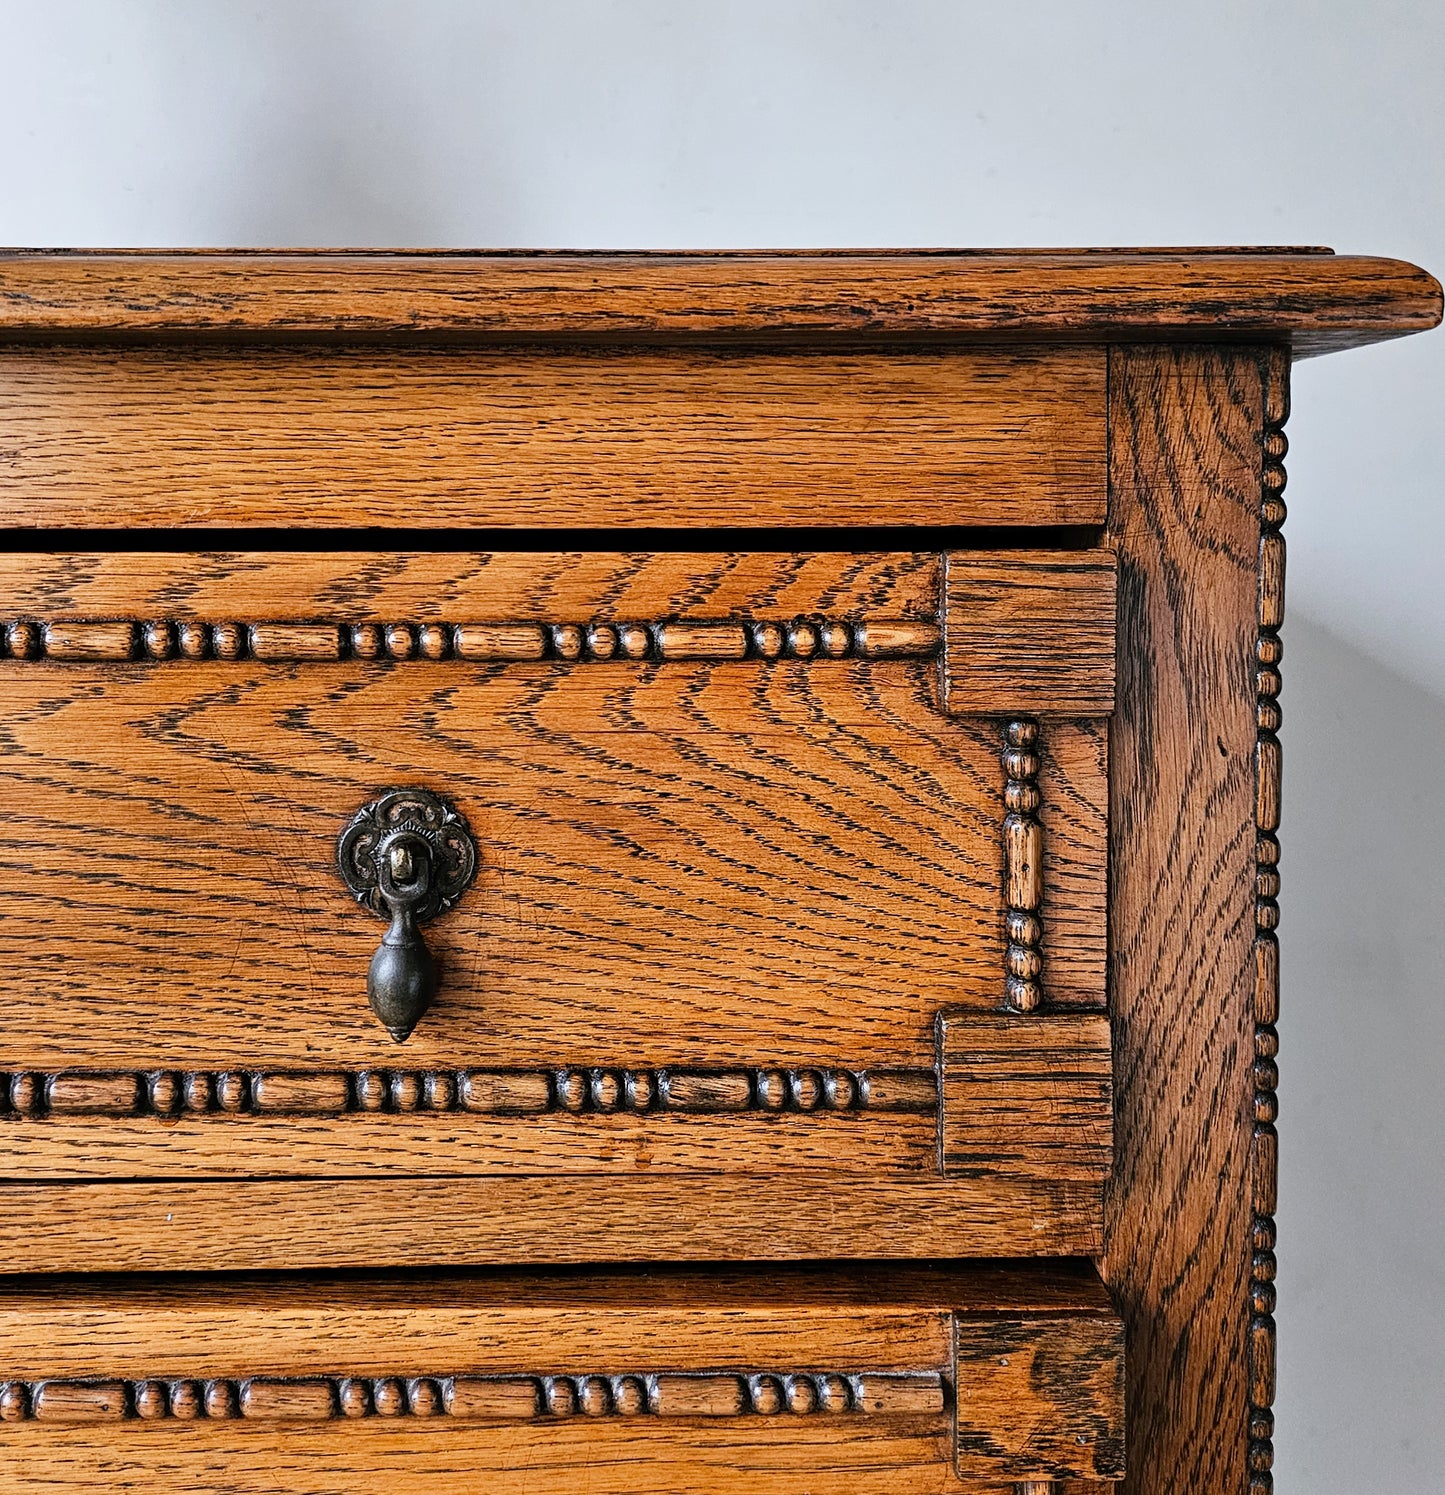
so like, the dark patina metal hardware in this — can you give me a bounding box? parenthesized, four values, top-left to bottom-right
(336, 787, 478, 1042)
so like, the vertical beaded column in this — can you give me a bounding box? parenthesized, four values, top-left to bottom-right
(1002, 719, 1044, 1012)
(1249, 349, 1288, 1495)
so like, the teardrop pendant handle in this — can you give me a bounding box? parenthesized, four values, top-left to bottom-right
(336, 788, 478, 1042)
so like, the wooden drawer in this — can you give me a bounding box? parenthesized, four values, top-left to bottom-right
(0, 546, 1114, 1270)
(0, 1264, 1124, 1493)
(0, 345, 1105, 530)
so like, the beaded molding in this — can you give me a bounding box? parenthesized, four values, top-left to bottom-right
(0, 1065, 939, 1120)
(1002, 719, 1045, 1011)
(0, 1370, 947, 1424)
(0, 617, 941, 665)
(1248, 350, 1288, 1495)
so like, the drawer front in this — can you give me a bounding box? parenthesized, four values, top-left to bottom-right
(0, 346, 1104, 529)
(0, 1265, 1124, 1493)
(0, 548, 1114, 1266)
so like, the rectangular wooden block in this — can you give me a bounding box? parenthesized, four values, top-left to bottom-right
(954, 1309, 1126, 1481)
(940, 550, 1117, 715)
(0, 347, 1106, 529)
(937, 1011, 1113, 1182)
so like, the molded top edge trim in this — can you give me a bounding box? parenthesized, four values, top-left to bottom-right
(0, 249, 1436, 354)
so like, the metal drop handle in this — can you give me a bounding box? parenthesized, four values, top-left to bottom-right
(336, 787, 478, 1042)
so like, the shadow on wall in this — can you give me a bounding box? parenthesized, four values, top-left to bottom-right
(1277, 615, 1445, 1494)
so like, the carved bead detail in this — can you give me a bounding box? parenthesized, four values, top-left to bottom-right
(0, 1370, 939, 1423)
(0, 1065, 936, 1119)
(142, 621, 175, 660)
(4, 622, 39, 660)
(749, 1376, 785, 1415)
(337, 1379, 369, 1418)
(7, 1073, 40, 1116)
(1002, 719, 1045, 1012)
(617, 624, 651, 660)
(384, 624, 415, 661)
(349, 624, 384, 660)
(1249, 353, 1288, 1495)
(416, 624, 449, 661)
(212, 623, 245, 661)
(408, 1379, 443, 1417)
(373, 1379, 406, 1417)
(0, 617, 940, 665)
(147, 1071, 180, 1115)
(170, 1381, 203, 1420)
(204, 1381, 236, 1419)
(175, 622, 209, 659)
(134, 1381, 168, 1419)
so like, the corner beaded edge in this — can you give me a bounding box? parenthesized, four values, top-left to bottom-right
(1249, 348, 1288, 1495)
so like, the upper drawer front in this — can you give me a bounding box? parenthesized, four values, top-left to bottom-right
(0, 549, 1114, 1263)
(0, 347, 1104, 528)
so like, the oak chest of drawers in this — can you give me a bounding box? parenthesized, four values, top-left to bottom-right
(0, 249, 1437, 1495)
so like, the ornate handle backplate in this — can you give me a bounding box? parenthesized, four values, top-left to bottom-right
(336, 788, 478, 1042)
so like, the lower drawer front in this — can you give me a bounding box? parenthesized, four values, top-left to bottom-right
(0, 1265, 1124, 1493)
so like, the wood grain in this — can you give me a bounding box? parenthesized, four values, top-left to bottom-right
(940, 551, 1117, 715)
(937, 1012, 1113, 1183)
(0, 1174, 1103, 1273)
(0, 1263, 1111, 1375)
(954, 1312, 1125, 1480)
(0, 1264, 1123, 1488)
(0, 1109, 938, 1181)
(0, 346, 1105, 528)
(0, 1422, 971, 1495)
(1101, 347, 1264, 1495)
(1247, 348, 1288, 1494)
(0, 551, 944, 623)
(0, 249, 1436, 355)
(0, 664, 1107, 1074)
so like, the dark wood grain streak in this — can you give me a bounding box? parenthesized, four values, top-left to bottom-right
(1101, 347, 1264, 1495)
(0, 250, 1435, 355)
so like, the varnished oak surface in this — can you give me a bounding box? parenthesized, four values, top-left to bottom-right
(0, 248, 1436, 1495)
(0, 543, 1113, 1258)
(0, 663, 1105, 1068)
(0, 1176, 1103, 1272)
(0, 550, 944, 621)
(1102, 347, 1264, 1495)
(0, 547, 1110, 1079)
(0, 1264, 1124, 1490)
(0, 346, 1105, 529)
(0, 1263, 1108, 1373)
(0, 249, 1437, 354)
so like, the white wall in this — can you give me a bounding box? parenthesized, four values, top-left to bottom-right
(0, 2, 1440, 1487)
